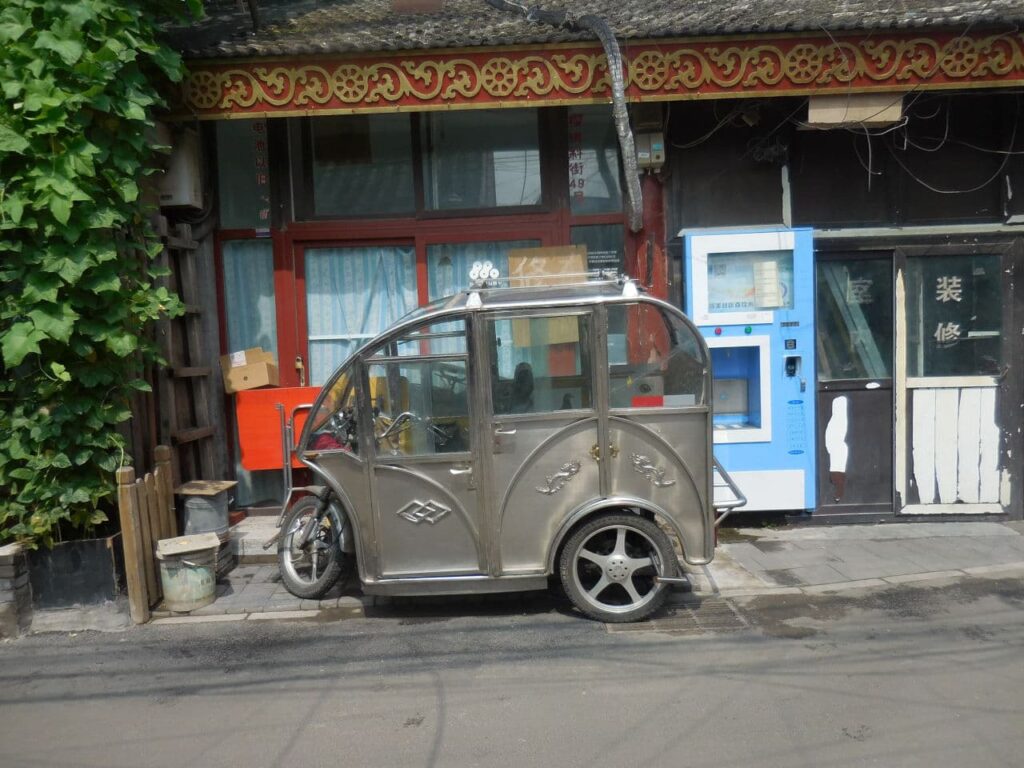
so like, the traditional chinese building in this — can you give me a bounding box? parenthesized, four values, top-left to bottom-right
(161, 0, 1024, 521)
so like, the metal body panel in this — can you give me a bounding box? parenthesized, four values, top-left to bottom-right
(373, 462, 483, 577)
(491, 416, 601, 573)
(606, 412, 713, 562)
(298, 280, 722, 595)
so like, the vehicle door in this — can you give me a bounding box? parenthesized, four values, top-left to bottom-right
(478, 309, 602, 574)
(602, 301, 712, 559)
(365, 317, 486, 578)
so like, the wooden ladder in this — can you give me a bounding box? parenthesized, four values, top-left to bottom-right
(156, 220, 217, 487)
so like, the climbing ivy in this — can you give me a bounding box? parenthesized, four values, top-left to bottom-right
(0, 0, 201, 546)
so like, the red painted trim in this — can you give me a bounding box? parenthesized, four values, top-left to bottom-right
(179, 30, 1024, 119)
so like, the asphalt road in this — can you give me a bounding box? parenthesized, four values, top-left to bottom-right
(1, 576, 1021, 768)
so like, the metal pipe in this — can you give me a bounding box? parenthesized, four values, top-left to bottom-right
(483, 1, 644, 232)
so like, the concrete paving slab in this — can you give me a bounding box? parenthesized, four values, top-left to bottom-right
(247, 610, 320, 621)
(736, 522, 1020, 541)
(763, 563, 847, 586)
(963, 561, 1024, 576)
(151, 614, 247, 625)
(231, 517, 278, 564)
(803, 578, 888, 594)
(883, 570, 964, 585)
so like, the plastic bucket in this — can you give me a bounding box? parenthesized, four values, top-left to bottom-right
(157, 546, 217, 612)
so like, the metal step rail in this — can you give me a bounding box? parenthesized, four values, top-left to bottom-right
(713, 456, 747, 528)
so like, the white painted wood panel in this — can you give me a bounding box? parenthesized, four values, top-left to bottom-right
(978, 387, 1000, 503)
(933, 388, 960, 504)
(956, 388, 981, 504)
(911, 389, 936, 504)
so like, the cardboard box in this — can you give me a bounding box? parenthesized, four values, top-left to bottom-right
(219, 347, 279, 394)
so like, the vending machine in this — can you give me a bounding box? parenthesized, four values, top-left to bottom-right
(683, 228, 816, 512)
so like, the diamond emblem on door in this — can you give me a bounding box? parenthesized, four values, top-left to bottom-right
(397, 499, 451, 525)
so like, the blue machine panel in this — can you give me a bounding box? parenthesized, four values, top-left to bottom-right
(684, 228, 816, 512)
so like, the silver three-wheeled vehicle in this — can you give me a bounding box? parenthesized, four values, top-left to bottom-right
(275, 276, 740, 622)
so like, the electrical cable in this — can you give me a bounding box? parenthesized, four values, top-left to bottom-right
(886, 96, 1019, 195)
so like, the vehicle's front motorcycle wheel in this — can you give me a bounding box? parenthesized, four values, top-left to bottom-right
(277, 495, 347, 599)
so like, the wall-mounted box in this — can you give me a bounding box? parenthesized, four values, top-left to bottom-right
(158, 128, 204, 210)
(806, 93, 904, 128)
(635, 132, 666, 170)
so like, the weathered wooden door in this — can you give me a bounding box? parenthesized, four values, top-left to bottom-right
(895, 245, 1011, 514)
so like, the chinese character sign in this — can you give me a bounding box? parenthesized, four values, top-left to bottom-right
(215, 118, 273, 230)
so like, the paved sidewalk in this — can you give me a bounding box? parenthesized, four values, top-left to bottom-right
(687, 521, 1024, 597)
(149, 519, 1024, 625)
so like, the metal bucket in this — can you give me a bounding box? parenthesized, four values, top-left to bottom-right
(156, 534, 219, 612)
(183, 493, 230, 539)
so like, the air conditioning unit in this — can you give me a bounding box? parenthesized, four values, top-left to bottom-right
(158, 128, 204, 210)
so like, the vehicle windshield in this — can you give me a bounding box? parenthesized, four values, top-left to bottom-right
(305, 369, 358, 453)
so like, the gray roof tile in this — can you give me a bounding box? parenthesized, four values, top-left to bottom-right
(171, 1, 1024, 59)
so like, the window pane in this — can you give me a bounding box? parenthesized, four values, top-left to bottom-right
(568, 106, 623, 215)
(216, 120, 272, 229)
(707, 250, 795, 313)
(305, 246, 418, 385)
(906, 254, 1002, 377)
(311, 114, 414, 217)
(367, 360, 470, 456)
(817, 260, 893, 380)
(422, 110, 541, 210)
(488, 315, 592, 414)
(427, 240, 540, 299)
(570, 224, 625, 273)
(608, 304, 705, 408)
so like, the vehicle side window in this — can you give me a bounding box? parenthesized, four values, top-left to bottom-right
(370, 320, 467, 357)
(487, 314, 593, 415)
(367, 359, 470, 456)
(607, 303, 706, 408)
(306, 370, 360, 455)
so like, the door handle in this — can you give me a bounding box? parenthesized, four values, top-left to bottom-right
(295, 355, 306, 387)
(589, 443, 620, 462)
(494, 425, 517, 436)
(449, 465, 472, 475)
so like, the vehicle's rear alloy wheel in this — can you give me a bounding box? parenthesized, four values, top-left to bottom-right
(559, 512, 678, 623)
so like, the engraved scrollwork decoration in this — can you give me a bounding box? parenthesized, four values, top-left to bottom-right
(182, 32, 1024, 116)
(630, 453, 676, 488)
(536, 461, 581, 496)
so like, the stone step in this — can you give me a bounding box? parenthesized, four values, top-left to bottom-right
(230, 516, 279, 564)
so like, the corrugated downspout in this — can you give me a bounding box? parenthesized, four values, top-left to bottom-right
(483, 1, 644, 232)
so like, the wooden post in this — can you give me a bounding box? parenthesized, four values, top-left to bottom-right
(136, 474, 158, 605)
(116, 467, 150, 624)
(144, 473, 162, 601)
(154, 445, 177, 539)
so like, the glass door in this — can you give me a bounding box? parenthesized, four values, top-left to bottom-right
(815, 255, 895, 516)
(896, 249, 1007, 514)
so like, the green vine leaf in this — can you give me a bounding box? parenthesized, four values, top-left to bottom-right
(2, 321, 46, 367)
(1, 0, 199, 547)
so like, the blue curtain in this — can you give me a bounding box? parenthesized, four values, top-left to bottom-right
(223, 240, 277, 356)
(305, 246, 418, 385)
(221, 239, 280, 506)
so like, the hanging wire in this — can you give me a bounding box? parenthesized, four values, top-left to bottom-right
(886, 96, 1020, 195)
